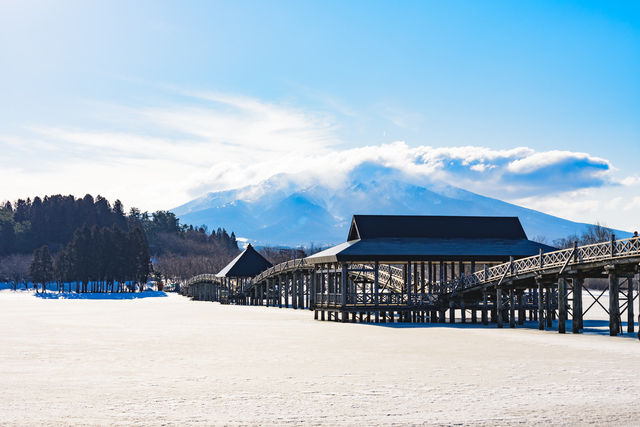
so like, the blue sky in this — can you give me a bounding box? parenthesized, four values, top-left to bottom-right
(1, 1, 639, 231)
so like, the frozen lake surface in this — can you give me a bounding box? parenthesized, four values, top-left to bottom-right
(1, 289, 640, 426)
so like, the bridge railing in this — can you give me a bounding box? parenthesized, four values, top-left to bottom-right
(244, 260, 407, 294)
(350, 263, 405, 292)
(441, 237, 640, 294)
(184, 273, 220, 287)
(243, 258, 314, 292)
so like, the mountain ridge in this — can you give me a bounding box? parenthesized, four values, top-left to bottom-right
(172, 172, 631, 247)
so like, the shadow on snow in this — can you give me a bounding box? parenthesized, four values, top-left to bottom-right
(35, 291, 168, 300)
(367, 319, 639, 339)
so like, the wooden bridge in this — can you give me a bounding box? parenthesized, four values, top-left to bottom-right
(182, 216, 639, 338)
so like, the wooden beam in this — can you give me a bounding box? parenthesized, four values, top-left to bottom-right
(607, 266, 619, 336)
(558, 278, 566, 334)
(537, 280, 544, 330)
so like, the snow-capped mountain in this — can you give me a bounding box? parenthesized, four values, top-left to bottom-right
(172, 171, 629, 247)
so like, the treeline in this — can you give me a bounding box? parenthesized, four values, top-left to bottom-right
(0, 194, 241, 290)
(0, 194, 129, 255)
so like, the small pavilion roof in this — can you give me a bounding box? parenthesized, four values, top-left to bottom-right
(307, 215, 557, 264)
(217, 244, 273, 278)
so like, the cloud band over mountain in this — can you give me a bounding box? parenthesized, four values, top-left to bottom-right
(1, 91, 633, 229)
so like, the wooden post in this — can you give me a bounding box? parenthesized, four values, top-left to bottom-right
(420, 262, 425, 294)
(407, 260, 412, 307)
(341, 263, 348, 322)
(449, 300, 455, 324)
(461, 299, 466, 323)
(292, 272, 298, 310)
(607, 266, 619, 336)
(627, 276, 635, 334)
(310, 267, 316, 308)
(558, 278, 566, 334)
(517, 292, 524, 325)
(497, 288, 503, 328)
(546, 286, 552, 327)
(509, 288, 515, 328)
(299, 272, 305, 309)
(374, 261, 380, 323)
(572, 278, 582, 333)
(537, 281, 544, 329)
(482, 291, 488, 326)
(267, 279, 272, 307)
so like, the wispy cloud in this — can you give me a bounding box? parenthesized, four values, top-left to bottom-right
(0, 91, 628, 216)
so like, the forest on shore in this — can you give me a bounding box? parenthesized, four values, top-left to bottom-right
(0, 194, 240, 291)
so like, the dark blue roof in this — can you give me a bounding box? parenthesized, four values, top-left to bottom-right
(217, 244, 273, 277)
(307, 215, 557, 263)
(348, 215, 527, 241)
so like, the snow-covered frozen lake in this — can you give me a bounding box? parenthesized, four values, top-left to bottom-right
(1, 289, 640, 426)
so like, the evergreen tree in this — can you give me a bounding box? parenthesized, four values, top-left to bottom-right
(29, 245, 53, 293)
(70, 224, 92, 292)
(54, 247, 72, 292)
(128, 227, 151, 291)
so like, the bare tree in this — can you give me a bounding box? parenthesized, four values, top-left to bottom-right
(0, 254, 33, 290)
(580, 221, 613, 245)
(531, 235, 549, 245)
(259, 246, 307, 265)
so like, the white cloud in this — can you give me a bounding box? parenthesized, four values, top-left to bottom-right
(0, 91, 622, 217)
(620, 174, 640, 186)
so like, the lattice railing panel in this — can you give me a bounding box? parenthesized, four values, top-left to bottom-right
(439, 237, 640, 295)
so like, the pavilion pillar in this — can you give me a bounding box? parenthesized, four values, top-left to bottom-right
(496, 288, 503, 328)
(482, 291, 488, 325)
(509, 288, 515, 328)
(628, 276, 635, 334)
(441, 261, 446, 283)
(341, 263, 348, 322)
(546, 286, 552, 328)
(374, 261, 380, 323)
(310, 267, 316, 308)
(320, 264, 326, 309)
(407, 261, 412, 310)
(607, 266, 619, 336)
(558, 278, 566, 334)
(537, 280, 544, 330)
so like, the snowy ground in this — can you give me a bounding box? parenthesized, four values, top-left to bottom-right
(1, 289, 640, 426)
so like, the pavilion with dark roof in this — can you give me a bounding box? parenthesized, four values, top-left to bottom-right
(306, 215, 556, 323)
(217, 243, 272, 303)
(308, 215, 555, 264)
